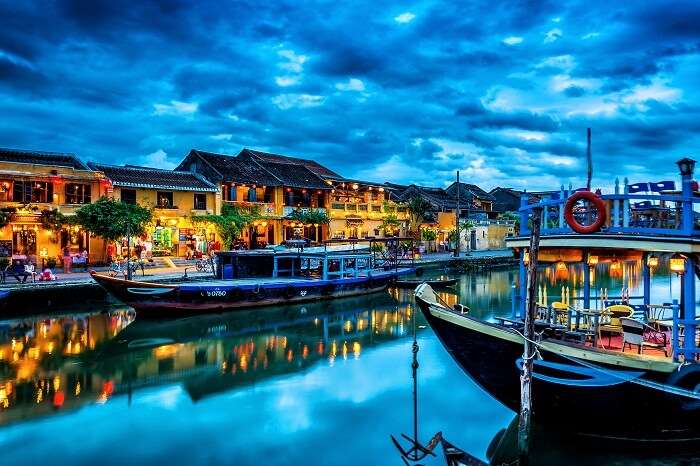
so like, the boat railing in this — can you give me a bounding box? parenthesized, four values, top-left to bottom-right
(518, 175, 699, 238)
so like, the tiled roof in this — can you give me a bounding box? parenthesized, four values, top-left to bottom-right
(263, 161, 329, 189)
(0, 147, 90, 170)
(89, 163, 218, 191)
(189, 150, 282, 186)
(240, 148, 342, 179)
(446, 182, 496, 201)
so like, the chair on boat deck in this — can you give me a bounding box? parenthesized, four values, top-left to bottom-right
(620, 317, 668, 356)
(598, 304, 634, 348)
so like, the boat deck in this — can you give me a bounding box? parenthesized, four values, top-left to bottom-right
(178, 267, 414, 291)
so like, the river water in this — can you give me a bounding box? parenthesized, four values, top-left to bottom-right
(0, 262, 696, 465)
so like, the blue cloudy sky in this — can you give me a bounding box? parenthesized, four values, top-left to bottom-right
(1, 1, 698, 190)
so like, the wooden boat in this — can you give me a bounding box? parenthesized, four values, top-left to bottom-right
(91, 249, 415, 317)
(393, 278, 458, 289)
(415, 283, 700, 442)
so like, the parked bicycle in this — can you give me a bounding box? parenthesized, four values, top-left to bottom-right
(195, 256, 214, 273)
(108, 259, 143, 278)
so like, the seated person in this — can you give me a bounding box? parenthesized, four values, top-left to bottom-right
(7, 260, 31, 283)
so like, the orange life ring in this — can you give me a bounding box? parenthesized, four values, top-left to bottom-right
(564, 191, 607, 234)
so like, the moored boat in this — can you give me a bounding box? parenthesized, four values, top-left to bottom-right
(92, 249, 415, 316)
(416, 158, 700, 442)
(393, 278, 458, 289)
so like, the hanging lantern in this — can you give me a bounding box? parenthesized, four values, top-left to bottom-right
(522, 250, 530, 265)
(587, 255, 599, 266)
(556, 261, 567, 271)
(646, 255, 659, 268)
(670, 254, 686, 274)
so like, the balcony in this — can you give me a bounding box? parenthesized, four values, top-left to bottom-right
(282, 206, 326, 217)
(329, 203, 408, 218)
(223, 200, 277, 216)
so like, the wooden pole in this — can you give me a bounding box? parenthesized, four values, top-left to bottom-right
(518, 206, 542, 464)
(454, 171, 460, 258)
(586, 128, 592, 191)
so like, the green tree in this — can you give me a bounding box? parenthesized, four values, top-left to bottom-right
(191, 203, 259, 249)
(285, 207, 330, 225)
(73, 197, 153, 259)
(379, 213, 402, 235)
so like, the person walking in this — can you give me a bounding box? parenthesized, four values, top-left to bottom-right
(62, 246, 72, 274)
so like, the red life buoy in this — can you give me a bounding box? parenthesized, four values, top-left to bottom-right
(564, 191, 607, 234)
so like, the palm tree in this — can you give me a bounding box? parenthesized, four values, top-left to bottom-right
(406, 196, 432, 235)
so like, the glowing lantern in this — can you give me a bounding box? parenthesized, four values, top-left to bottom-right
(53, 390, 65, 408)
(522, 250, 530, 265)
(556, 261, 567, 271)
(588, 255, 599, 266)
(670, 254, 686, 274)
(646, 255, 659, 268)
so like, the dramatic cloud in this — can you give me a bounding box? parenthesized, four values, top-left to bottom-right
(0, 0, 699, 191)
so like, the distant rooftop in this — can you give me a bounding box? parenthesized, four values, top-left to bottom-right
(185, 149, 282, 186)
(240, 148, 343, 180)
(0, 147, 90, 170)
(89, 163, 217, 192)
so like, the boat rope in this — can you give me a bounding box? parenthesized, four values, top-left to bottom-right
(517, 331, 700, 401)
(512, 328, 544, 361)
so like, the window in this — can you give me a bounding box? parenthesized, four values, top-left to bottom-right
(247, 188, 257, 202)
(156, 191, 174, 208)
(194, 193, 207, 210)
(121, 189, 136, 205)
(0, 180, 12, 202)
(65, 183, 91, 204)
(12, 180, 53, 203)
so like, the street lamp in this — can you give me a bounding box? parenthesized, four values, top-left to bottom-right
(677, 158, 696, 176)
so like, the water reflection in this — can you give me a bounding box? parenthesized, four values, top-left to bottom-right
(0, 264, 689, 465)
(0, 293, 422, 425)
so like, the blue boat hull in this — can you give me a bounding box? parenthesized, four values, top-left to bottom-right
(91, 269, 413, 317)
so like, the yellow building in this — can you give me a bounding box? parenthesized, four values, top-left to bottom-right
(91, 163, 220, 258)
(0, 148, 108, 265)
(176, 149, 333, 248)
(325, 179, 408, 239)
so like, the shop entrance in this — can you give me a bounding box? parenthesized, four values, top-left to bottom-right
(12, 228, 37, 257)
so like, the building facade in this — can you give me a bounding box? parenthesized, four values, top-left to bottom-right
(0, 148, 108, 265)
(91, 163, 220, 258)
(325, 179, 408, 239)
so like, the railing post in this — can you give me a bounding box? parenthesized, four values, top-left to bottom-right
(622, 177, 630, 228)
(683, 255, 696, 361)
(613, 177, 620, 228)
(681, 171, 694, 235)
(672, 298, 680, 362)
(558, 184, 565, 229)
(642, 252, 650, 308)
(519, 192, 530, 236)
(511, 283, 517, 319)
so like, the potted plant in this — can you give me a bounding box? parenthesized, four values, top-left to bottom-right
(46, 257, 57, 270)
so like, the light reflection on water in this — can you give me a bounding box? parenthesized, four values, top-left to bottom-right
(0, 264, 695, 465)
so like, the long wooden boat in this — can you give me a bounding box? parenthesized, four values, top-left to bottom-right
(91, 267, 413, 316)
(393, 278, 458, 289)
(415, 283, 700, 442)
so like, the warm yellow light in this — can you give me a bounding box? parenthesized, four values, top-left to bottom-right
(352, 183, 359, 190)
(523, 250, 530, 265)
(588, 255, 599, 266)
(647, 255, 659, 268)
(556, 261, 567, 271)
(670, 255, 686, 274)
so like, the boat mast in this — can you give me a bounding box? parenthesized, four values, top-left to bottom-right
(454, 170, 460, 258)
(586, 128, 592, 191)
